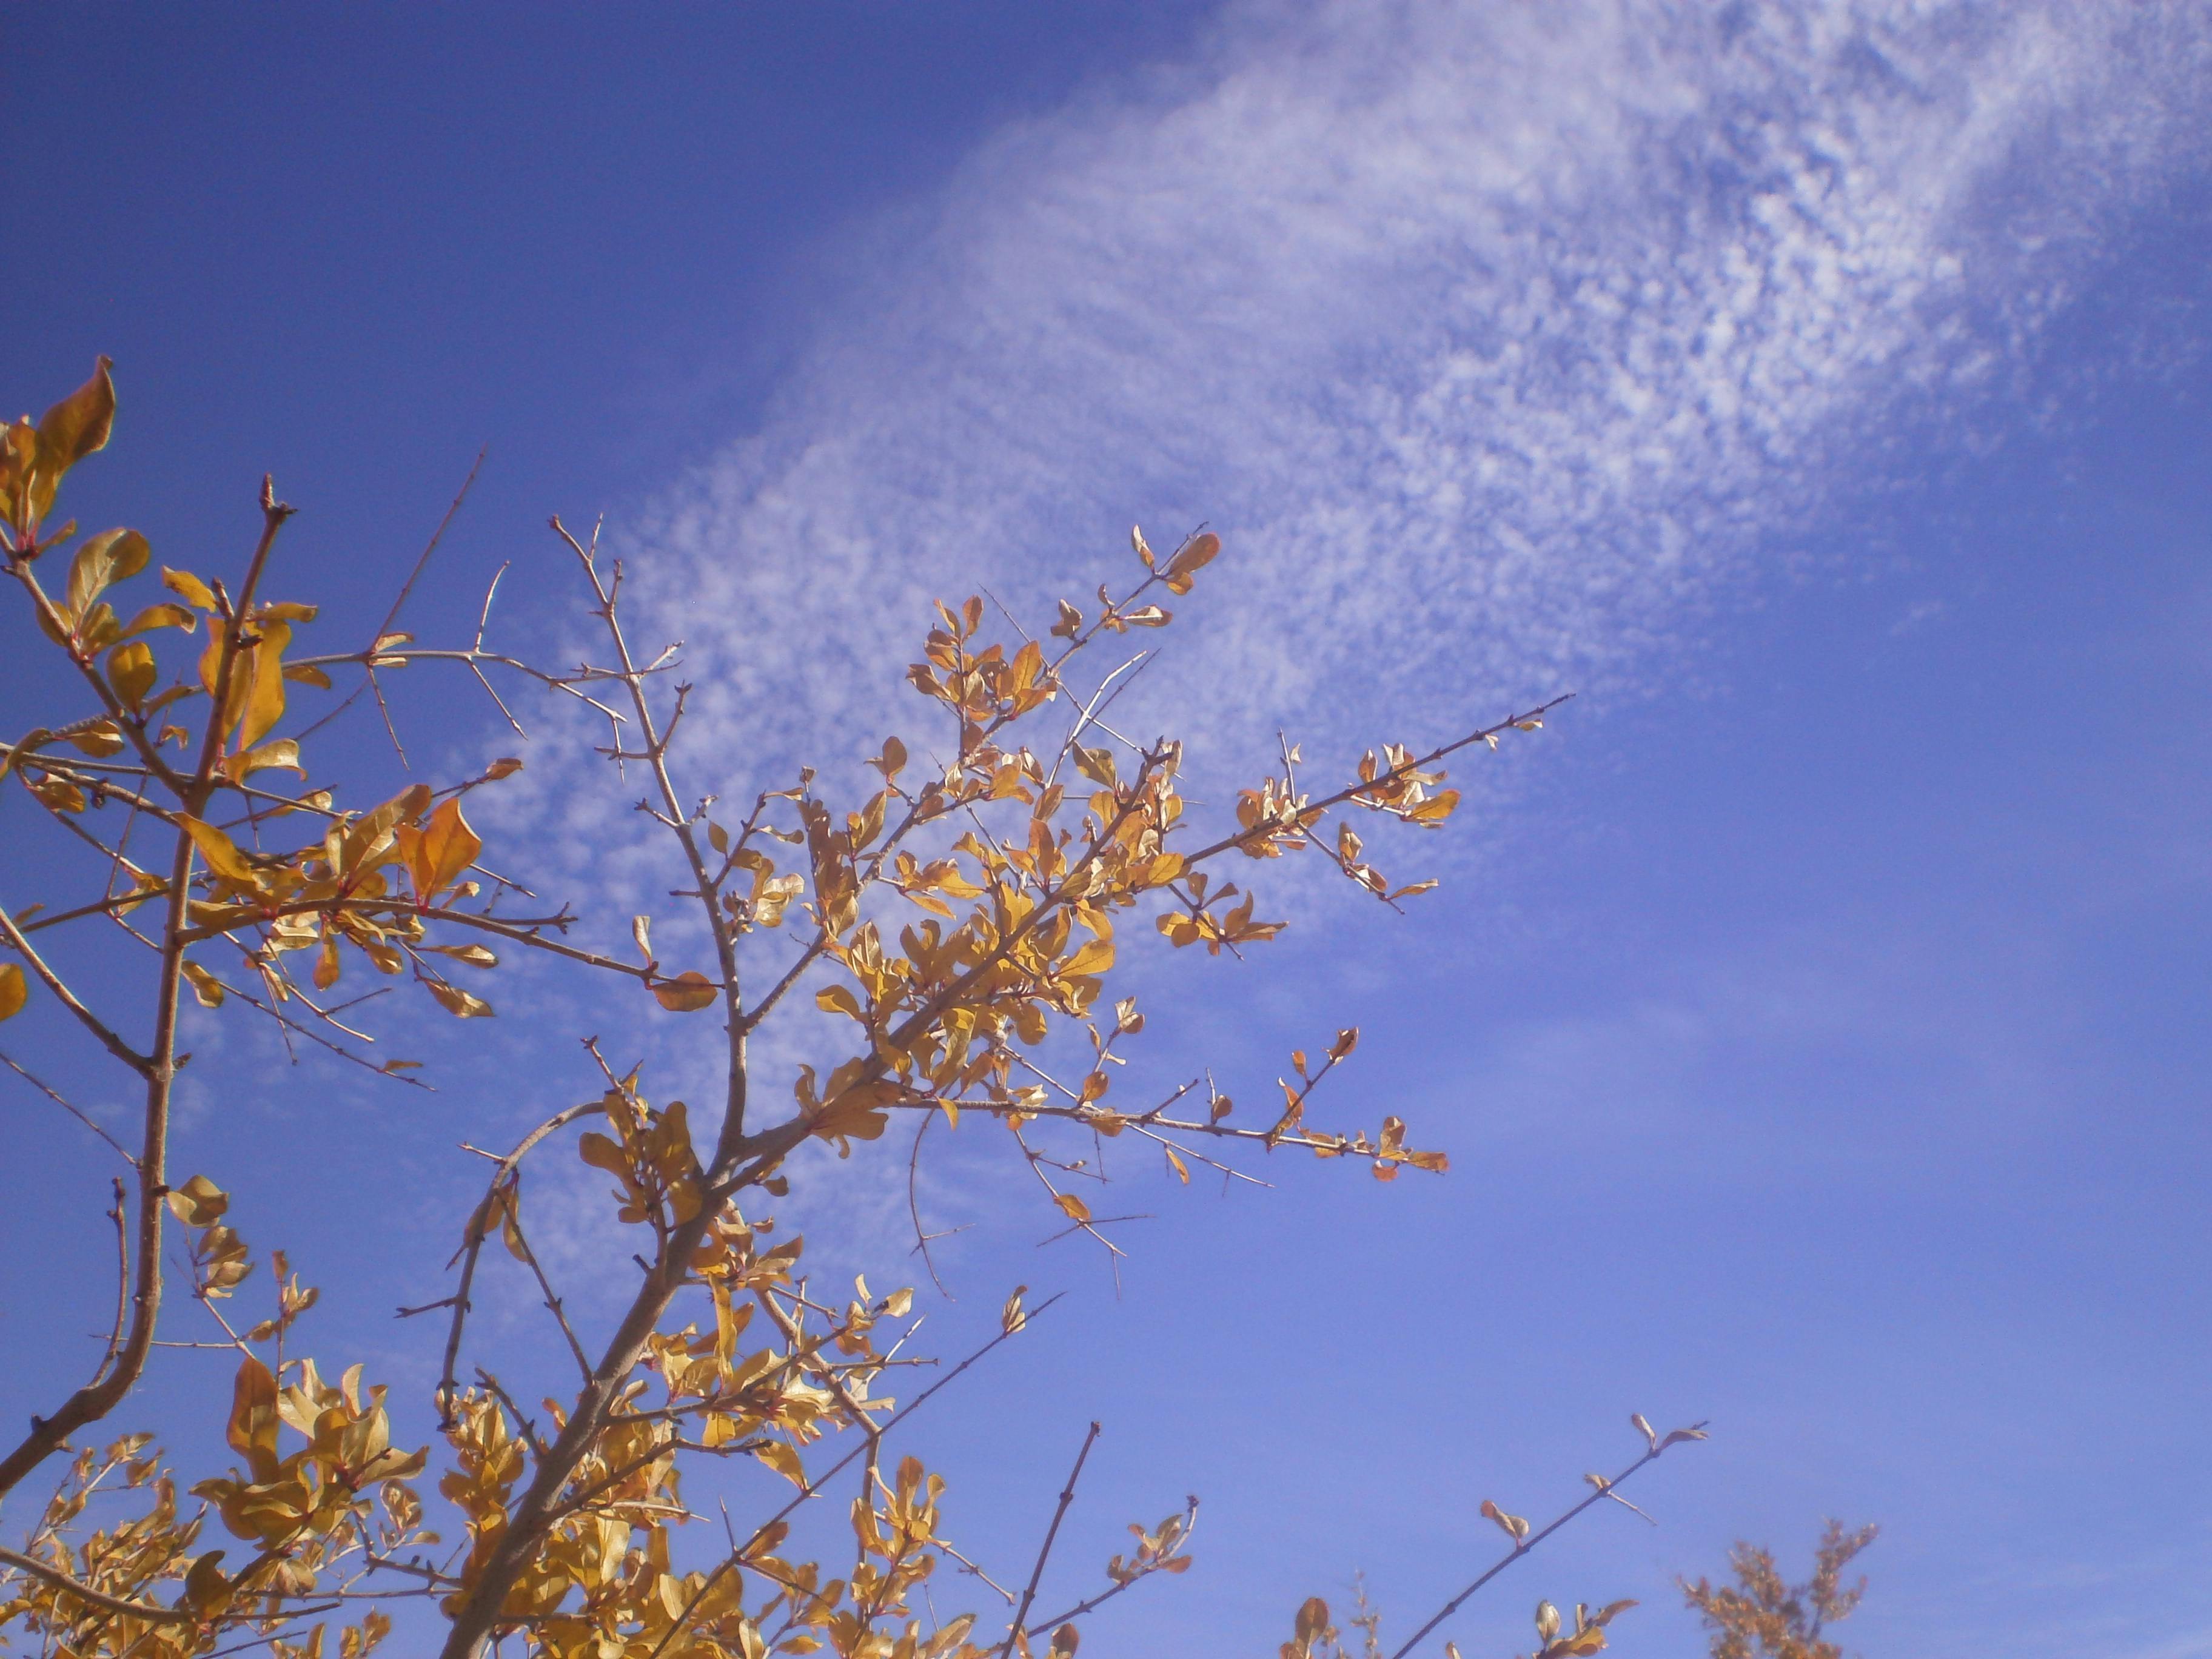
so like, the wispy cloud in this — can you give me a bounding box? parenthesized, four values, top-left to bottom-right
(595, 0, 2206, 792)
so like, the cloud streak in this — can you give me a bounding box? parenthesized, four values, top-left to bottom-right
(602, 0, 2206, 794)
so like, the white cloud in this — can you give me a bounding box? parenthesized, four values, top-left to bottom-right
(485, 0, 2210, 1266)
(595, 0, 2207, 794)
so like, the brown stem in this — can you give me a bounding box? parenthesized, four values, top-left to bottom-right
(1385, 1430, 1704, 1659)
(437, 518, 756, 1659)
(0, 483, 293, 1504)
(998, 1421, 1101, 1658)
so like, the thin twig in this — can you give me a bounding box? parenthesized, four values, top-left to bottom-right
(648, 1293, 1067, 1659)
(0, 1047, 132, 1161)
(1385, 1428, 1707, 1659)
(998, 1421, 1101, 1658)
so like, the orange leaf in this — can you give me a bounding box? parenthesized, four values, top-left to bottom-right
(652, 971, 720, 1013)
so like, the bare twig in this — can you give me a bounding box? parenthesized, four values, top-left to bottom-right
(0, 1046, 132, 1161)
(998, 1421, 1101, 1658)
(1385, 1426, 1708, 1659)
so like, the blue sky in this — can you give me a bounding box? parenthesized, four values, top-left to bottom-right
(6, 5, 2211, 1657)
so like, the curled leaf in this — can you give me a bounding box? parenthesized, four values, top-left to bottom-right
(426, 977, 493, 1019)
(1481, 1498, 1531, 1544)
(180, 960, 226, 1008)
(166, 1174, 229, 1227)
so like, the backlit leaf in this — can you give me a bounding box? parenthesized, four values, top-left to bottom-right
(178, 817, 259, 886)
(108, 640, 157, 709)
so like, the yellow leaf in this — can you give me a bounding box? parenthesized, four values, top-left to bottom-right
(1054, 1192, 1091, 1224)
(165, 1174, 229, 1226)
(0, 963, 24, 1022)
(178, 816, 259, 886)
(28, 358, 115, 522)
(1072, 745, 1116, 788)
(109, 640, 157, 709)
(815, 983, 864, 1019)
(1062, 937, 1114, 978)
(281, 662, 332, 689)
(63, 720, 124, 757)
(1163, 1146, 1189, 1184)
(118, 602, 195, 639)
(755, 1440, 807, 1489)
(240, 618, 291, 748)
(163, 566, 218, 609)
(426, 978, 493, 1018)
(224, 1356, 281, 1483)
(233, 739, 303, 777)
(180, 960, 226, 1008)
(652, 971, 720, 1013)
(65, 529, 151, 621)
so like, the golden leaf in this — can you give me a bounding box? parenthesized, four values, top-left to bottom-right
(166, 1174, 230, 1225)
(1161, 530, 1222, 594)
(755, 1440, 807, 1489)
(240, 618, 292, 748)
(162, 566, 218, 609)
(1054, 1192, 1091, 1224)
(652, 971, 720, 1013)
(1062, 937, 1114, 978)
(117, 602, 194, 640)
(0, 963, 25, 1022)
(411, 797, 481, 900)
(108, 640, 157, 709)
(181, 960, 226, 1008)
(426, 977, 493, 1018)
(25, 358, 115, 523)
(178, 816, 260, 886)
(224, 1356, 282, 1483)
(65, 528, 151, 621)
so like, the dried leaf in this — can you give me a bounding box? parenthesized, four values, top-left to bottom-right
(652, 971, 720, 1013)
(166, 1174, 229, 1226)
(426, 977, 493, 1018)
(180, 960, 226, 1008)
